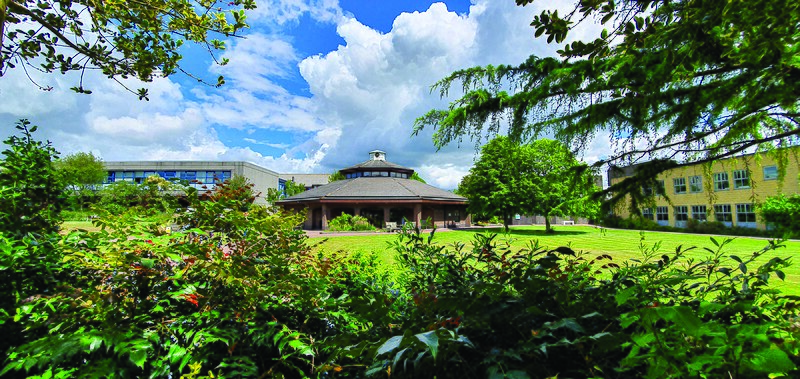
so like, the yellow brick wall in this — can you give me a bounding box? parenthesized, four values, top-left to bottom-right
(609, 151, 800, 229)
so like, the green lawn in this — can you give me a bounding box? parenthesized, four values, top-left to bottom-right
(309, 226, 800, 295)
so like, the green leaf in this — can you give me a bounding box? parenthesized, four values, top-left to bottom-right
(375, 335, 403, 357)
(415, 331, 439, 361)
(129, 349, 147, 369)
(746, 347, 795, 373)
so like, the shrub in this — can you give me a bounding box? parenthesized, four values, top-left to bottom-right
(336, 228, 800, 378)
(328, 213, 376, 231)
(0, 120, 65, 237)
(4, 190, 342, 377)
(761, 194, 800, 238)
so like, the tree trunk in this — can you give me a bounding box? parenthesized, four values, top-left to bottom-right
(503, 213, 510, 232)
(544, 211, 552, 233)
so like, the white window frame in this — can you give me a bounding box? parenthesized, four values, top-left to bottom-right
(689, 175, 702, 193)
(673, 177, 687, 194)
(691, 205, 707, 222)
(733, 170, 750, 189)
(714, 204, 732, 223)
(714, 172, 729, 191)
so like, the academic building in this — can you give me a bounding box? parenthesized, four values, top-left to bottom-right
(607, 150, 800, 230)
(103, 161, 281, 205)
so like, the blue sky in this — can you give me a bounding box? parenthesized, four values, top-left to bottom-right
(0, 0, 607, 189)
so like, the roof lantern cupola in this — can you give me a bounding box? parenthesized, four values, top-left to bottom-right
(370, 150, 386, 161)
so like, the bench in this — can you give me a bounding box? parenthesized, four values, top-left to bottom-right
(562, 220, 575, 225)
(385, 222, 401, 232)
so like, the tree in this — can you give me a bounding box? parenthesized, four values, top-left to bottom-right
(284, 180, 306, 197)
(409, 172, 426, 183)
(0, 119, 64, 236)
(55, 152, 106, 208)
(458, 137, 528, 232)
(521, 139, 600, 232)
(416, 0, 800, 204)
(760, 194, 800, 238)
(328, 171, 345, 182)
(459, 137, 597, 232)
(1, 0, 254, 98)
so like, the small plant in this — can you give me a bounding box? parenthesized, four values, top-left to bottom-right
(328, 213, 376, 232)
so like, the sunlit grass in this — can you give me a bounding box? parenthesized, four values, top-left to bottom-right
(308, 225, 800, 295)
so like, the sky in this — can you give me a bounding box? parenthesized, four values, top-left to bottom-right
(0, 0, 608, 189)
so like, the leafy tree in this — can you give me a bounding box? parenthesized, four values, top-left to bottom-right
(328, 171, 345, 182)
(1, 0, 254, 98)
(415, 0, 800, 203)
(458, 136, 528, 232)
(56, 152, 106, 192)
(760, 194, 800, 238)
(284, 180, 306, 197)
(410, 172, 427, 183)
(521, 139, 600, 232)
(56, 152, 105, 209)
(0, 119, 64, 236)
(459, 137, 597, 232)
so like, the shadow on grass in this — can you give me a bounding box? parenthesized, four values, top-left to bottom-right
(456, 227, 590, 237)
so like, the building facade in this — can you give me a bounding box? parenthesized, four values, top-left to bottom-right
(278, 150, 470, 230)
(608, 151, 800, 230)
(103, 161, 281, 204)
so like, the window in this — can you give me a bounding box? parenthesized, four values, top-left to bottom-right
(763, 165, 778, 180)
(714, 204, 732, 222)
(122, 171, 135, 182)
(673, 177, 687, 194)
(380, 171, 389, 177)
(736, 204, 756, 223)
(691, 205, 707, 221)
(714, 172, 729, 191)
(105, 172, 116, 184)
(180, 171, 196, 181)
(674, 206, 689, 221)
(642, 180, 663, 196)
(689, 175, 702, 193)
(656, 206, 669, 221)
(642, 208, 654, 220)
(401, 173, 408, 179)
(733, 170, 750, 189)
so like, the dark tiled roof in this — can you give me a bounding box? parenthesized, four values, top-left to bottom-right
(277, 177, 466, 203)
(339, 159, 413, 173)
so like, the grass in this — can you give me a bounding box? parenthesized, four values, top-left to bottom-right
(308, 225, 800, 295)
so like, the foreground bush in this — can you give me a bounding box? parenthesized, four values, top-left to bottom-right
(330, 229, 800, 378)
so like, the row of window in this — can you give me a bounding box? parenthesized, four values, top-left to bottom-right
(641, 204, 756, 224)
(345, 171, 409, 179)
(106, 170, 232, 188)
(648, 166, 779, 196)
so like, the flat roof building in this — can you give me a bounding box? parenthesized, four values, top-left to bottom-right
(103, 161, 281, 205)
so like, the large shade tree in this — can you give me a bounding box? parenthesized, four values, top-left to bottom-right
(459, 136, 598, 232)
(56, 152, 105, 193)
(0, 0, 254, 98)
(416, 0, 800, 203)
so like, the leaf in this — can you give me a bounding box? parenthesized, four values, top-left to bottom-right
(375, 335, 403, 357)
(415, 331, 439, 361)
(739, 262, 748, 274)
(615, 286, 637, 306)
(775, 270, 786, 280)
(129, 349, 147, 369)
(746, 347, 795, 373)
(730, 255, 742, 263)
